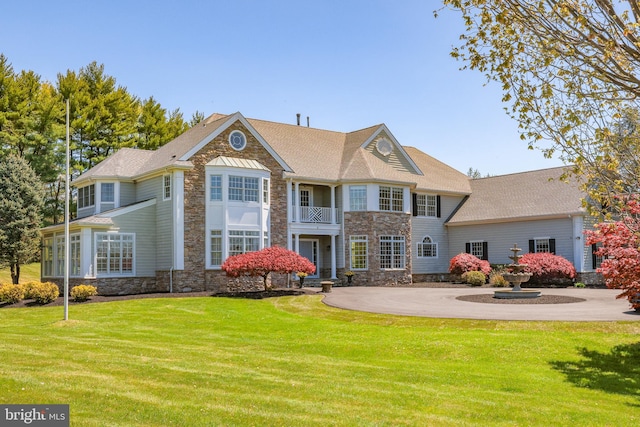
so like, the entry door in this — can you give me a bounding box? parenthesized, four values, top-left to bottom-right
(299, 239, 319, 278)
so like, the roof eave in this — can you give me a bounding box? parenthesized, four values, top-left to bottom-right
(446, 211, 586, 226)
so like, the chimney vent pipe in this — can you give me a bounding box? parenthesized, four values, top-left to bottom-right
(307, 116, 310, 127)
(296, 113, 301, 126)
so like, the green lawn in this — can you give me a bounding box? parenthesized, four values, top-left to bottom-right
(0, 295, 638, 426)
(0, 262, 41, 283)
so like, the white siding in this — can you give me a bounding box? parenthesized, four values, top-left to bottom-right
(447, 217, 576, 265)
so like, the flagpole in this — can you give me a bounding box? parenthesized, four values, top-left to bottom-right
(64, 98, 70, 321)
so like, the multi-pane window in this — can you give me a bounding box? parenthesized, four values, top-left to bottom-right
(210, 230, 222, 266)
(101, 183, 114, 202)
(210, 175, 222, 201)
(229, 176, 259, 202)
(96, 233, 134, 275)
(534, 238, 550, 253)
(263, 179, 269, 204)
(78, 185, 95, 209)
(350, 235, 368, 270)
(380, 236, 405, 269)
(416, 194, 437, 217)
(55, 236, 65, 276)
(70, 234, 81, 276)
(228, 230, 260, 256)
(379, 186, 403, 212)
(42, 237, 53, 276)
(163, 175, 171, 200)
(417, 236, 437, 258)
(470, 241, 484, 259)
(349, 186, 367, 211)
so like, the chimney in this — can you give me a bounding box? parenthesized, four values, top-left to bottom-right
(296, 113, 301, 126)
(307, 116, 310, 127)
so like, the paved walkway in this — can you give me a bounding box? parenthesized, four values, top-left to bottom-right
(321, 287, 640, 321)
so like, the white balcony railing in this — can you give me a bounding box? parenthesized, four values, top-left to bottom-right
(298, 206, 337, 223)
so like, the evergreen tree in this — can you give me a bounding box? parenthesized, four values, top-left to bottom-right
(0, 154, 45, 284)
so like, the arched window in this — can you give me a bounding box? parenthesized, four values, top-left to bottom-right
(417, 236, 437, 258)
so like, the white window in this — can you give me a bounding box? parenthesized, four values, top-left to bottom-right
(96, 233, 134, 275)
(417, 236, 438, 258)
(78, 185, 95, 209)
(42, 237, 53, 276)
(55, 236, 65, 276)
(51, 235, 81, 277)
(380, 235, 405, 269)
(416, 194, 437, 217)
(101, 183, 114, 202)
(349, 185, 367, 211)
(534, 238, 550, 253)
(470, 241, 484, 259)
(379, 186, 403, 212)
(263, 178, 269, 204)
(210, 175, 222, 201)
(163, 175, 171, 201)
(210, 230, 222, 266)
(229, 176, 259, 202)
(228, 231, 260, 256)
(350, 235, 368, 270)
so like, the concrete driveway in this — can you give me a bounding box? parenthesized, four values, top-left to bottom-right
(321, 287, 640, 321)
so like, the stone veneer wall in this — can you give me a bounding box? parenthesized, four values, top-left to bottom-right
(49, 277, 164, 296)
(343, 211, 412, 286)
(174, 120, 289, 293)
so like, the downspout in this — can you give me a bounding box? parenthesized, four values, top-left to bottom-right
(169, 266, 173, 293)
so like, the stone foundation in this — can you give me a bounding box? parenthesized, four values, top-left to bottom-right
(48, 277, 165, 296)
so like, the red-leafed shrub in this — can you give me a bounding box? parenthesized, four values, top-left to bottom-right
(221, 246, 316, 291)
(585, 196, 640, 310)
(518, 252, 576, 284)
(449, 253, 491, 276)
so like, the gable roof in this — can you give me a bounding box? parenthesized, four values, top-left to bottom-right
(73, 111, 471, 195)
(446, 167, 585, 226)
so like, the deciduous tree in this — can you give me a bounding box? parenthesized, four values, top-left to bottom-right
(585, 196, 640, 309)
(221, 246, 316, 291)
(0, 154, 45, 284)
(439, 1, 640, 214)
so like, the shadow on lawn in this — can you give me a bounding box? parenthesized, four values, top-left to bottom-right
(550, 342, 640, 405)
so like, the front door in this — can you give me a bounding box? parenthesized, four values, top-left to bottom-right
(299, 239, 319, 278)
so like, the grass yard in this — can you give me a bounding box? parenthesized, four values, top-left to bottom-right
(0, 294, 638, 426)
(0, 262, 41, 284)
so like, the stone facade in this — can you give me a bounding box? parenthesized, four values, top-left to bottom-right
(343, 211, 412, 286)
(175, 121, 289, 293)
(49, 277, 164, 296)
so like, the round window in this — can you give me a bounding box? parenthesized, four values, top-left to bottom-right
(229, 130, 247, 151)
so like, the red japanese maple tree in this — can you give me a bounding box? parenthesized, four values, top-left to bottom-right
(221, 246, 316, 291)
(585, 197, 640, 310)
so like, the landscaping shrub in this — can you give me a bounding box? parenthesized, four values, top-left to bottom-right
(30, 282, 60, 304)
(71, 284, 98, 302)
(462, 271, 486, 286)
(22, 281, 41, 299)
(519, 252, 576, 284)
(0, 283, 25, 304)
(449, 253, 491, 276)
(489, 271, 510, 287)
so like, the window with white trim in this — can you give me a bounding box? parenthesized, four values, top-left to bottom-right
(96, 233, 134, 275)
(534, 238, 550, 253)
(349, 185, 367, 211)
(78, 185, 95, 209)
(350, 235, 368, 270)
(417, 236, 438, 258)
(163, 175, 171, 200)
(42, 237, 53, 276)
(229, 176, 259, 202)
(380, 235, 405, 269)
(379, 186, 403, 212)
(210, 175, 222, 201)
(101, 183, 114, 203)
(416, 194, 437, 217)
(228, 231, 260, 256)
(210, 230, 222, 266)
(263, 178, 270, 204)
(470, 241, 484, 259)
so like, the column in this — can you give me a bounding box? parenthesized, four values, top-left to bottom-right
(331, 234, 337, 279)
(330, 184, 336, 224)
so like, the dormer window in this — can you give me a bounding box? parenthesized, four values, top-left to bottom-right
(101, 183, 114, 203)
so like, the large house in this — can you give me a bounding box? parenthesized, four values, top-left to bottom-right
(40, 112, 598, 294)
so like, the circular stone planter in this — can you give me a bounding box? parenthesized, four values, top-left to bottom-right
(321, 281, 333, 293)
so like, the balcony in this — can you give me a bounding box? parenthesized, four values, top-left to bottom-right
(298, 206, 338, 224)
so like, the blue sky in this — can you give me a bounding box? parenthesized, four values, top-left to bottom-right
(1, 0, 564, 176)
